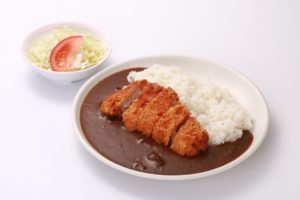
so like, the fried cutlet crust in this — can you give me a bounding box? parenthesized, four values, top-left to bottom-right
(99, 80, 148, 117)
(99, 80, 209, 157)
(122, 83, 163, 132)
(137, 88, 178, 136)
(152, 103, 190, 146)
(170, 117, 209, 156)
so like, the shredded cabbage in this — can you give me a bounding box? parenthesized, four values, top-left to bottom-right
(27, 26, 106, 71)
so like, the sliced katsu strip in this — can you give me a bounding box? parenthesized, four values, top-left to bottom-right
(137, 88, 178, 136)
(100, 80, 148, 117)
(122, 83, 163, 132)
(152, 103, 189, 146)
(99, 80, 209, 157)
(171, 117, 209, 156)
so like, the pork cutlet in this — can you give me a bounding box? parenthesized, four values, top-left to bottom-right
(100, 80, 209, 156)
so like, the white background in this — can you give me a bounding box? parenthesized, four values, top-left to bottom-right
(0, 0, 299, 199)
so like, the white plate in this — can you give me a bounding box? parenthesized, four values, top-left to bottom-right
(72, 55, 269, 180)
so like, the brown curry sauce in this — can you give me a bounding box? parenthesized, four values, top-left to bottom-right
(80, 68, 253, 175)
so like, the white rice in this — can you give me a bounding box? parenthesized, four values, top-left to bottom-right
(127, 64, 252, 145)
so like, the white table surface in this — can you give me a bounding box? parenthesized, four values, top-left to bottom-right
(0, 0, 299, 199)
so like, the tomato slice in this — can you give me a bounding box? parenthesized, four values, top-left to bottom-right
(50, 35, 84, 72)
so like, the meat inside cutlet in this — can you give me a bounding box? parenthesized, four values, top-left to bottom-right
(170, 117, 209, 156)
(152, 103, 189, 146)
(122, 83, 163, 132)
(137, 88, 178, 136)
(100, 80, 148, 117)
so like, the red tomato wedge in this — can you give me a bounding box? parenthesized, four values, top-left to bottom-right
(50, 35, 84, 72)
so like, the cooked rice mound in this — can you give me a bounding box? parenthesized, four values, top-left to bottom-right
(128, 64, 252, 145)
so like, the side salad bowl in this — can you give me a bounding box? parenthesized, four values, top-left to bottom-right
(22, 22, 112, 84)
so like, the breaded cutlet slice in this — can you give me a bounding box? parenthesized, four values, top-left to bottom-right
(170, 117, 209, 156)
(137, 88, 178, 136)
(152, 103, 190, 146)
(122, 83, 163, 132)
(100, 80, 148, 117)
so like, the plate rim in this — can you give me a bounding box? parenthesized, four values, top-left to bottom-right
(72, 54, 269, 180)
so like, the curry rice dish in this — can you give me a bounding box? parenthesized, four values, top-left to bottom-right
(80, 68, 253, 175)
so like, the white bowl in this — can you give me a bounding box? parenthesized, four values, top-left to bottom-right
(72, 55, 269, 180)
(22, 22, 112, 84)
